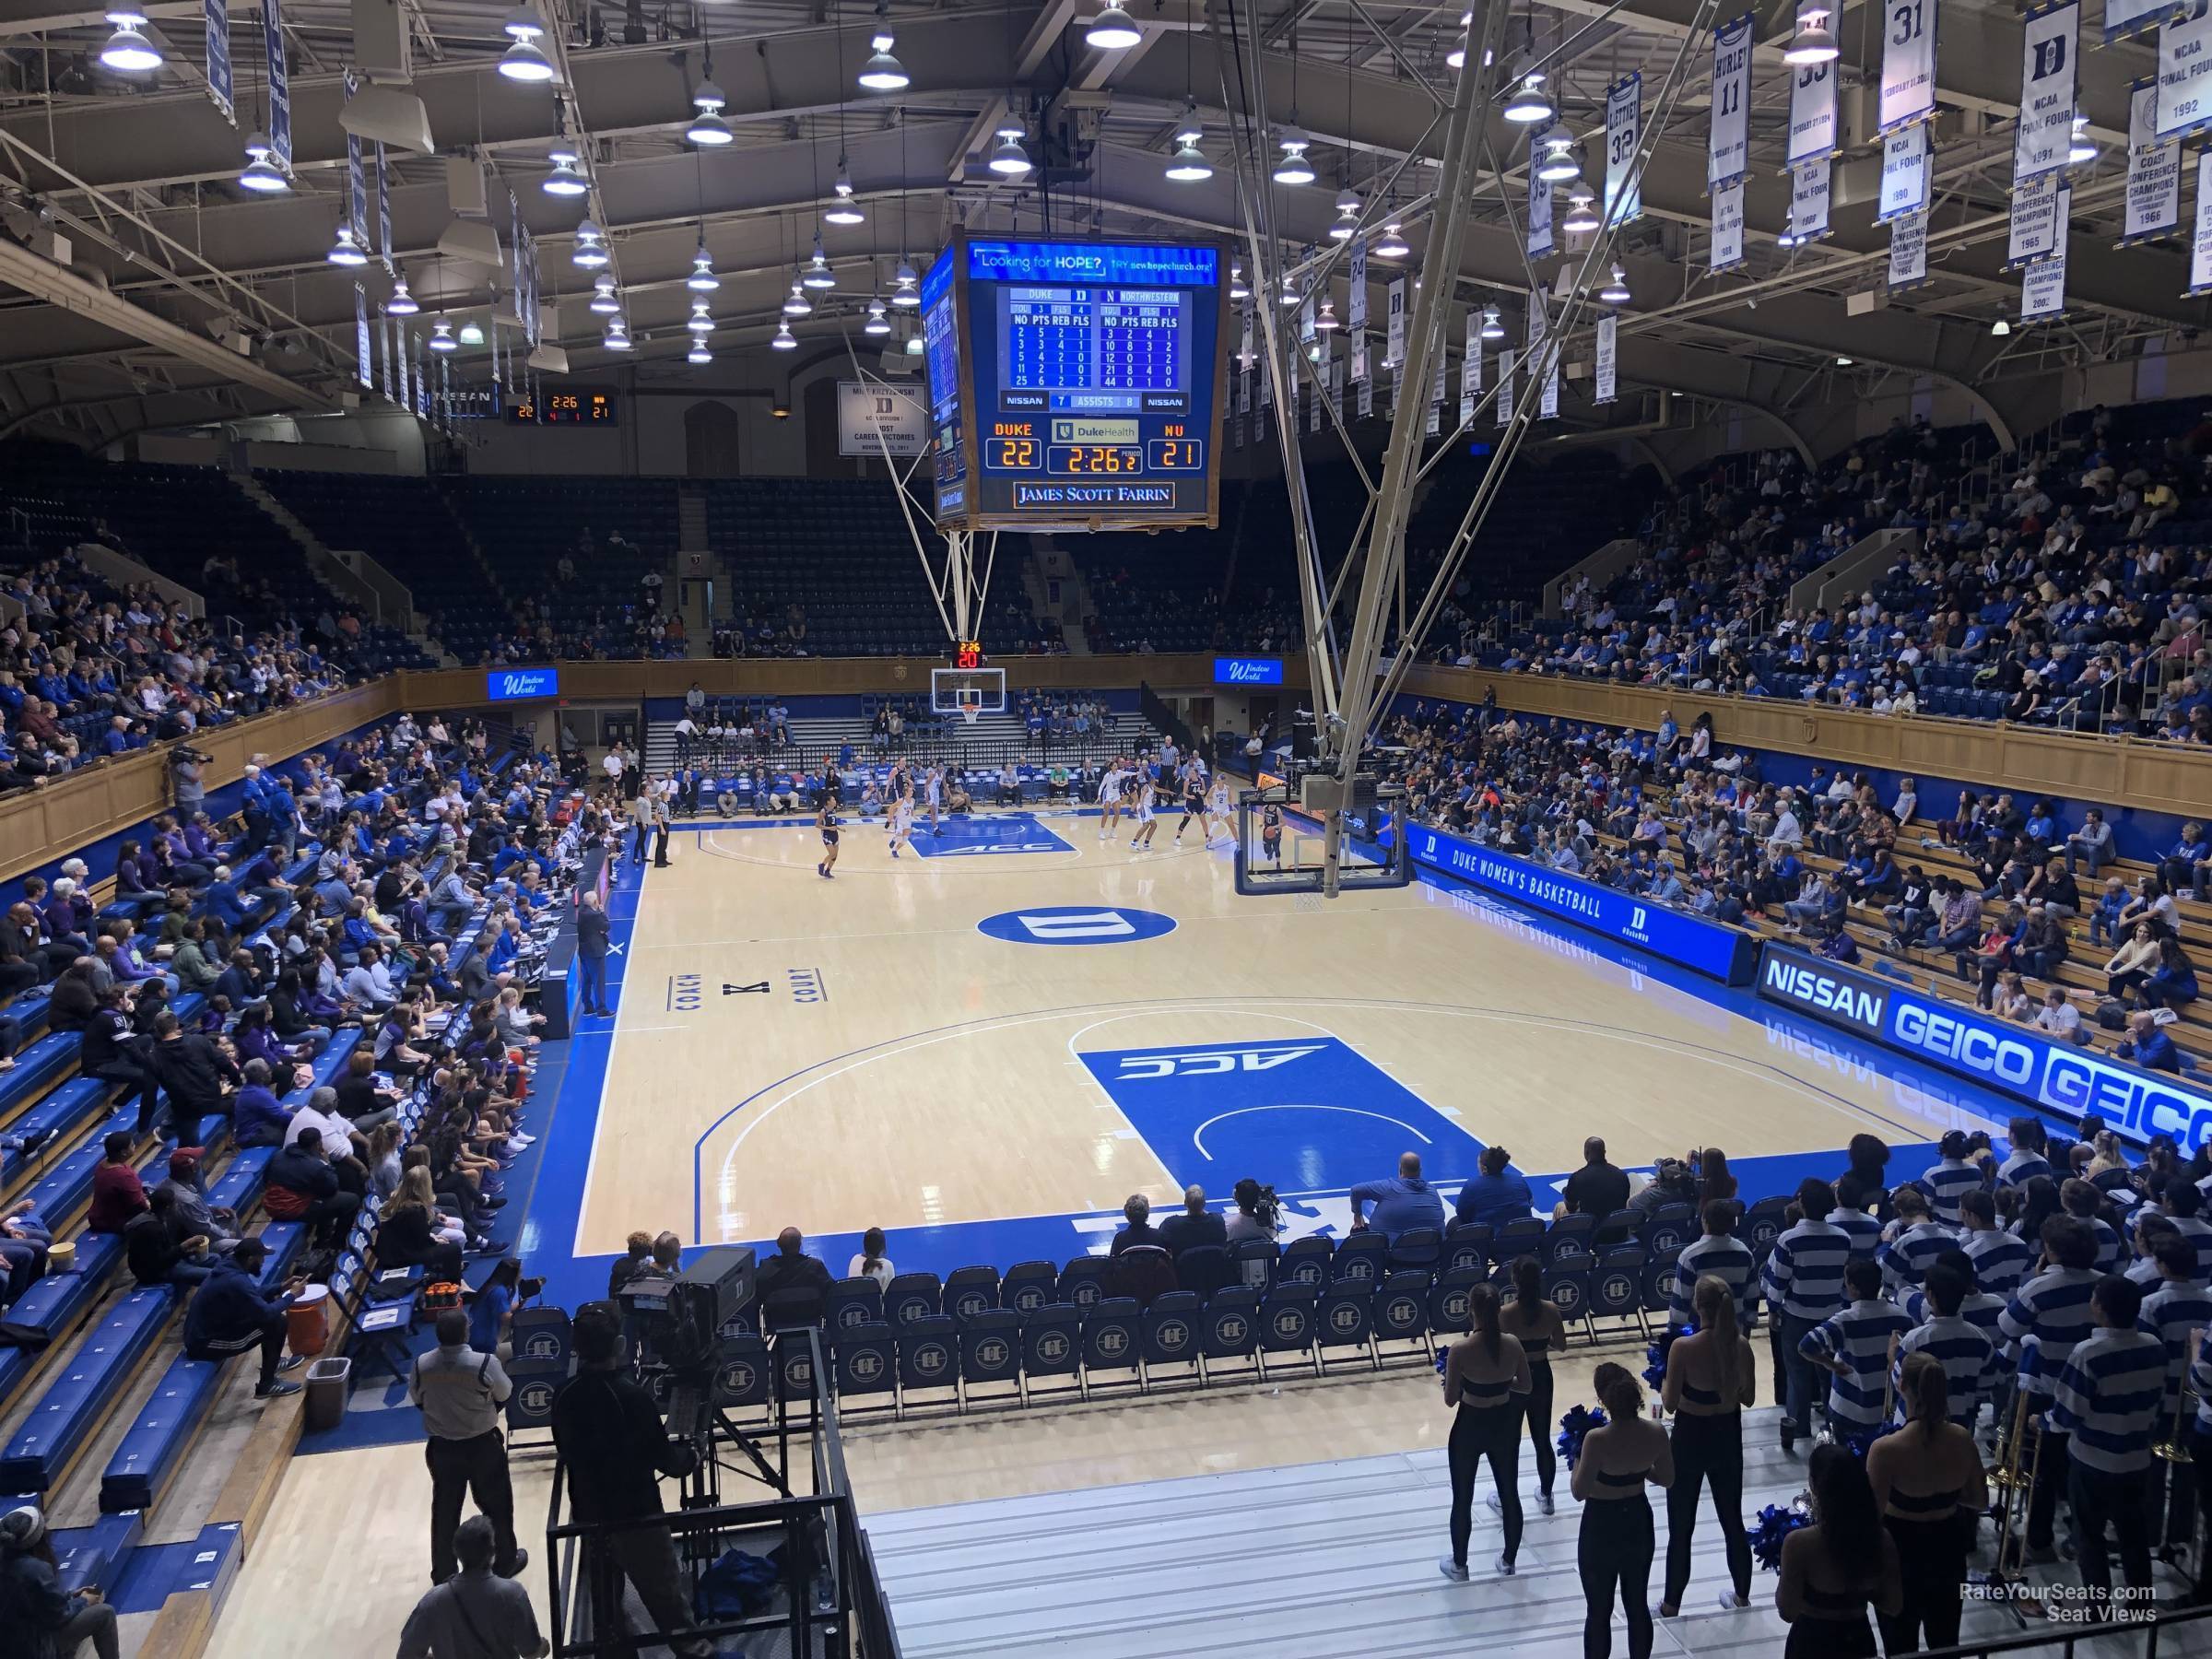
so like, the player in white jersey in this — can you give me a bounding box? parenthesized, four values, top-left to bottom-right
(1204, 775, 1234, 845)
(1098, 762, 1125, 841)
(924, 767, 944, 836)
(1131, 777, 1159, 850)
(888, 790, 914, 858)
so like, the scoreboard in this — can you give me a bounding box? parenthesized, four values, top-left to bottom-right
(507, 389, 618, 426)
(921, 233, 1227, 532)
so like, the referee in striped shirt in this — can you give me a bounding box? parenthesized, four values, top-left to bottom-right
(1762, 1178, 1853, 1452)
(1668, 1200, 1756, 1331)
(1895, 1258, 2003, 1430)
(2001, 1217, 2104, 1558)
(2050, 1274, 2165, 1601)
(1958, 1190, 2036, 1300)
(1916, 1130, 1984, 1227)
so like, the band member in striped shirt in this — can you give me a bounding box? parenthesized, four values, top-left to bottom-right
(2136, 1232, 2211, 1558)
(1999, 1118, 2055, 1188)
(2050, 1274, 2165, 1601)
(1877, 1187, 1954, 1295)
(2001, 1217, 2104, 1559)
(1825, 1192, 1883, 1265)
(1957, 1189, 2036, 1300)
(1894, 1257, 2003, 1430)
(1916, 1130, 1986, 1228)
(1668, 1200, 1757, 1333)
(1803, 1259, 1913, 1439)
(2124, 1212, 2179, 1288)
(2062, 1179, 2124, 1275)
(2185, 1338, 2212, 1603)
(2162, 1179, 2212, 1283)
(1763, 1179, 1855, 1453)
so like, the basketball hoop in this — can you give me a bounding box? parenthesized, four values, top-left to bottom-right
(960, 703, 980, 727)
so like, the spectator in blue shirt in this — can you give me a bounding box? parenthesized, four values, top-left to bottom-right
(1350, 1151, 1447, 1243)
(1456, 1145, 1535, 1230)
(2161, 822, 2211, 901)
(2117, 1012, 2183, 1074)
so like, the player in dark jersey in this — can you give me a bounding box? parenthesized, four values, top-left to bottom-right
(1172, 759, 1208, 845)
(817, 794, 840, 878)
(1260, 801, 1283, 865)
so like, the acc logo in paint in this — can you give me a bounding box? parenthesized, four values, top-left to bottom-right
(975, 905, 1178, 946)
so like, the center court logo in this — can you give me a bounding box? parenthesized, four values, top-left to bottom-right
(1112, 1044, 1322, 1079)
(975, 905, 1178, 946)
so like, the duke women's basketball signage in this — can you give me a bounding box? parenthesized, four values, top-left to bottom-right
(976, 906, 1178, 945)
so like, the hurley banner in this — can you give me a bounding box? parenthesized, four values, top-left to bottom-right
(1879, 0, 1937, 133)
(1498, 349, 1516, 425)
(1878, 124, 1932, 222)
(205, 0, 233, 124)
(2006, 171, 2064, 266)
(1528, 162, 1554, 258)
(1385, 276, 1407, 368)
(2015, 0, 2078, 183)
(2126, 78, 2183, 242)
(1606, 74, 1643, 227)
(2107, 0, 2165, 41)
(1348, 234, 1368, 336)
(1790, 157, 1833, 242)
(2022, 184, 2071, 319)
(1888, 209, 1930, 290)
(354, 281, 371, 390)
(1595, 312, 1618, 406)
(344, 72, 368, 253)
(263, 0, 292, 176)
(1787, 60, 1836, 164)
(1709, 14, 1754, 190)
(2192, 149, 2212, 293)
(1712, 178, 1747, 270)
(2160, 0, 2212, 142)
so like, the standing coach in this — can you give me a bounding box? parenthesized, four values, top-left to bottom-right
(575, 890, 612, 1019)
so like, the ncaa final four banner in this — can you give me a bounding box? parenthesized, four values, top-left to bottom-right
(1878, 124, 1931, 222)
(1605, 75, 1642, 227)
(1790, 157, 1833, 242)
(2014, 0, 2078, 183)
(2161, 0, 2212, 141)
(2125, 79, 2182, 243)
(1595, 312, 1618, 406)
(1787, 60, 1836, 164)
(1879, 0, 1936, 134)
(2022, 184, 2071, 319)
(1708, 14, 1753, 191)
(1712, 179, 1746, 271)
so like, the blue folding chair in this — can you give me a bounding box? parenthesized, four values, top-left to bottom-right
(1020, 1304, 1083, 1404)
(832, 1319, 899, 1419)
(1059, 1256, 1114, 1312)
(895, 1314, 961, 1417)
(1138, 1290, 1203, 1391)
(943, 1265, 1000, 1322)
(1279, 1236, 1334, 1287)
(1332, 1232, 1390, 1283)
(1371, 1271, 1431, 1365)
(1441, 1222, 1491, 1277)
(883, 1272, 943, 1328)
(1000, 1260, 1059, 1314)
(1258, 1284, 1321, 1381)
(1429, 1266, 1483, 1335)
(1317, 1281, 1376, 1374)
(1079, 1296, 1144, 1398)
(823, 1277, 884, 1336)
(1197, 1287, 1261, 1385)
(957, 1310, 1024, 1410)
(1589, 1246, 1650, 1339)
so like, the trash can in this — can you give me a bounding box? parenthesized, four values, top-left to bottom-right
(285, 1282, 331, 1358)
(303, 1357, 351, 1432)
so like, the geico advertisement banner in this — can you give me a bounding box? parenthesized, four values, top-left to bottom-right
(1399, 824, 1755, 983)
(1755, 942, 2212, 1154)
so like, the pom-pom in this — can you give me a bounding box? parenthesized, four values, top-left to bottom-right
(1434, 1344, 1451, 1379)
(1749, 1501, 1811, 1573)
(1645, 1320, 1696, 1388)
(1557, 1404, 1609, 1469)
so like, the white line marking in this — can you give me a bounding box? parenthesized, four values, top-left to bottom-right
(1192, 1103, 1432, 1160)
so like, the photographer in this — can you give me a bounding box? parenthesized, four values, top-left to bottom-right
(170, 745, 206, 815)
(550, 1312, 714, 1659)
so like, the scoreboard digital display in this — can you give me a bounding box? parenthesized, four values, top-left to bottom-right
(507, 389, 618, 426)
(921, 233, 1227, 532)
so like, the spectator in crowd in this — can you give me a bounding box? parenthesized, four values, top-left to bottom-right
(181, 1237, 305, 1399)
(1349, 1151, 1446, 1243)
(1158, 1185, 1228, 1257)
(1456, 1145, 1535, 1230)
(845, 1226, 895, 1289)
(1559, 1137, 1630, 1220)
(0, 1503, 117, 1659)
(397, 1516, 546, 1659)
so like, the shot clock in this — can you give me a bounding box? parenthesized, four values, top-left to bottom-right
(507, 389, 618, 425)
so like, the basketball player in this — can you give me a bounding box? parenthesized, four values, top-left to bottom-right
(1260, 798, 1284, 865)
(923, 766, 945, 837)
(888, 786, 915, 859)
(1131, 775, 1159, 851)
(1205, 772, 1235, 845)
(1098, 759, 1125, 841)
(1172, 759, 1208, 845)
(817, 794, 840, 879)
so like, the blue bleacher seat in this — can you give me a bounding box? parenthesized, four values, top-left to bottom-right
(1590, 1247, 1649, 1336)
(1429, 1266, 1483, 1335)
(955, 1310, 1023, 1406)
(1058, 1256, 1112, 1311)
(1278, 1235, 1333, 1287)
(1441, 1223, 1491, 1276)
(1317, 1281, 1375, 1371)
(1077, 1297, 1142, 1393)
(883, 1272, 941, 1328)
(824, 1277, 884, 1335)
(1257, 1285, 1320, 1379)
(1371, 1272, 1430, 1353)
(1639, 1204, 1696, 1260)
(1332, 1232, 1389, 1282)
(0, 1284, 179, 1492)
(1136, 1290, 1202, 1383)
(99, 1354, 222, 1512)
(1018, 1304, 1082, 1394)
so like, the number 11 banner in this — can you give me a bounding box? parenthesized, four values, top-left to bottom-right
(1879, 0, 1937, 134)
(1709, 14, 1753, 191)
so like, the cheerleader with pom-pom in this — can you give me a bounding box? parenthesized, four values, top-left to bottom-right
(1659, 1274, 1757, 1618)
(1778, 1444, 1902, 1658)
(1438, 1282, 1532, 1583)
(1865, 1353, 1986, 1653)
(1571, 1363, 1674, 1659)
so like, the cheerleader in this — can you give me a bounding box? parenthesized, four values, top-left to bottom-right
(1571, 1364, 1673, 1659)
(1496, 1256, 1567, 1516)
(1776, 1445, 1901, 1658)
(1131, 776, 1159, 850)
(1439, 1283, 1531, 1582)
(1659, 1274, 1756, 1618)
(1865, 1354, 1984, 1653)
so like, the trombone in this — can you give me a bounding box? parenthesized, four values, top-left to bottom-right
(1989, 1385, 2047, 1583)
(2154, 1327, 2204, 1466)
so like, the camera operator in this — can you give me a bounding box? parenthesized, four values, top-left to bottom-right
(549, 1312, 713, 1659)
(169, 745, 206, 815)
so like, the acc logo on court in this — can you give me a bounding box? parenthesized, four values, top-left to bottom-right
(975, 906, 1178, 946)
(1113, 1043, 1322, 1080)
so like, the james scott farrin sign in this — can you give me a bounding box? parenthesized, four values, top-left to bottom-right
(485, 666, 559, 702)
(1214, 656, 1285, 686)
(1400, 823, 1755, 983)
(1755, 941, 2212, 1155)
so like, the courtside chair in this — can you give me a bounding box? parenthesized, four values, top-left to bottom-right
(943, 1265, 999, 1322)
(1229, 1237, 1277, 1289)
(1332, 1232, 1389, 1283)
(1174, 1244, 1234, 1300)
(831, 1320, 900, 1422)
(1543, 1262, 1594, 1341)
(1196, 1286, 1262, 1385)
(1641, 1255, 1677, 1316)
(1387, 1227, 1443, 1275)
(1078, 1297, 1144, 1398)
(1257, 1284, 1322, 1381)
(1639, 1203, 1697, 1262)
(1137, 1290, 1204, 1392)
(1592, 1207, 1640, 1253)
(1371, 1272, 1432, 1366)
(1000, 1260, 1058, 1315)
(773, 1331, 824, 1403)
(883, 1272, 942, 1329)
(1590, 1246, 1651, 1342)
(1058, 1256, 1113, 1311)
(1493, 1218, 1546, 1265)
(1317, 1280, 1378, 1374)
(895, 1314, 962, 1418)
(1441, 1222, 1491, 1277)
(1543, 1213, 1596, 1270)
(1279, 1235, 1334, 1287)
(1739, 1194, 1793, 1260)
(712, 1333, 773, 1424)
(956, 1310, 1025, 1410)
(1019, 1304, 1084, 1404)
(1429, 1266, 1482, 1336)
(823, 1277, 883, 1336)
(1108, 1244, 1179, 1308)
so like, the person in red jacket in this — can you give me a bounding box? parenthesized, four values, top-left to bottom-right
(85, 1130, 147, 1234)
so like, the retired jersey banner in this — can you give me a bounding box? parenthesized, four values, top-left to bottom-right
(2161, 0, 2212, 141)
(1880, 0, 1937, 133)
(1606, 74, 1643, 227)
(1712, 178, 1747, 270)
(354, 281, 371, 390)
(1348, 235, 1368, 335)
(2193, 151, 2212, 292)
(1530, 299, 1558, 419)
(2023, 185, 2071, 318)
(376, 141, 394, 276)
(2015, 1, 2078, 183)
(1888, 210, 1930, 290)
(1461, 310, 1481, 418)
(1791, 158, 1833, 242)
(2107, 0, 2165, 41)
(1595, 312, 1618, 406)
(1709, 14, 1754, 190)
(1358, 341, 1373, 418)
(1385, 276, 1407, 368)
(1498, 349, 1515, 425)
(2126, 80, 2182, 243)
(1878, 124, 1932, 222)
(205, 0, 234, 124)
(263, 0, 291, 176)
(344, 72, 368, 253)
(1787, 60, 1836, 164)
(2006, 171, 2064, 267)
(1528, 163, 1555, 258)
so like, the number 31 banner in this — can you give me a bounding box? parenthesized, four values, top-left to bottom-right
(1880, 0, 1937, 133)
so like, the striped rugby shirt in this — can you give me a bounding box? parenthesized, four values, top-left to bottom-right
(1917, 1158, 1984, 1227)
(1761, 1218, 1853, 1324)
(1958, 1227, 2036, 1300)
(1826, 1206, 1883, 1263)
(2191, 1347, 2212, 1436)
(1904, 1286, 2009, 1351)
(1998, 1151, 2054, 1188)
(1878, 1221, 1959, 1294)
(1893, 1312, 2002, 1428)
(2050, 1327, 2166, 1475)
(1802, 1298, 1914, 1430)
(1668, 1233, 1758, 1331)
(2084, 1217, 2124, 1276)
(2170, 1216, 2212, 1284)
(2137, 1278, 2212, 1410)
(2000, 1265, 2103, 1398)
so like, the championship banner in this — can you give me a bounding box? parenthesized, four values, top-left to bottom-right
(2006, 171, 2063, 267)
(1425, 398, 1441, 437)
(2015, 1, 2078, 183)
(1712, 179, 1747, 271)
(1878, 124, 1931, 222)
(1791, 158, 1833, 241)
(1312, 366, 1324, 432)
(354, 281, 371, 390)
(1879, 0, 1936, 133)
(1605, 74, 1642, 227)
(1430, 347, 1447, 419)
(1498, 349, 1515, 424)
(1330, 354, 1344, 418)
(344, 72, 368, 253)
(262, 0, 291, 175)
(378, 311, 394, 403)
(1257, 351, 1271, 407)
(1540, 355, 1559, 419)
(523, 229, 539, 347)
(376, 141, 394, 275)
(1299, 294, 1316, 346)
(1528, 163, 1555, 257)
(205, 0, 233, 124)
(1595, 312, 1618, 406)
(2192, 150, 2212, 293)
(1529, 299, 1557, 420)
(2126, 78, 2183, 242)
(1385, 276, 1407, 368)
(1710, 14, 1754, 190)
(1240, 302, 1254, 374)
(2108, 0, 2165, 41)
(1348, 234, 1368, 336)
(1787, 61, 1836, 164)
(2023, 184, 2071, 318)
(1358, 340, 1374, 418)
(1888, 210, 1930, 290)
(1461, 309, 1480, 421)
(2160, 0, 2212, 142)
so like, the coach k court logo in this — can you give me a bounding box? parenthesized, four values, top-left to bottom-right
(976, 905, 1178, 946)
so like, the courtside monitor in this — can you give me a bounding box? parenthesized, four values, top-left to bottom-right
(922, 231, 1229, 534)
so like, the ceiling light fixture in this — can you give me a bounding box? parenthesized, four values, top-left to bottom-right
(688, 241, 719, 290)
(687, 77, 734, 147)
(1315, 299, 1339, 331)
(826, 161, 866, 224)
(1991, 317, 2011, 335)
(589, 275, 620, 314)
(860, 4, 910, 92)
(688, 341, 712, 365)
(904, 330, 924, 356)
(687, 301, 714, 335)
(1273, 124, 1315, 185)
(429, 319, 457, 351)
(1084, 3, 1142, 50)
(2068, 114, 2098, 164)
(1480, 306, 1504, 340)
(1230, 263, 1250, 300)
(604, 318, 632, 350)
(1536, 127, 1581, 183)
(865, 300, 891, 335)
(543, 148, 589, 196)
(1330, 186, 1360, 240)
(1835, 355, 1853, 366)
(326, 223, 367, 266)
(99, 6, 161, 73)
(1166, 138, 1212, 182)
(1374, 219, 1411, 259)
(891, 259, 920, 306)
(988, 126, 1031, 176)
(783, 280, 814, 316)
(384, 278, 420, 315)
(571, 219, 608, 268)
(239, 132, 288, 193)
(803, 236, 836, 288)
(773, 320, 798, 349)
(1600, 265, 1631, 303)
(1783, 4, 1839, 65)
(1562, 190, 1599, 233)
(498, 5, 556, 82)
(1502, 73, 1552, 124)
(458, 318, 485, 346)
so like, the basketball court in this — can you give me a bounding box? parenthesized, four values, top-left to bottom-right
(518, 799, 1997, 1311)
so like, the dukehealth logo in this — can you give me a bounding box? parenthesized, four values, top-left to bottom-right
(485, 666, 559, 701)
